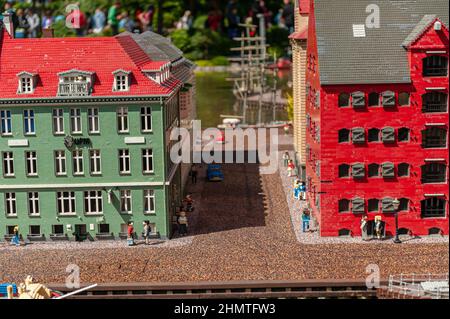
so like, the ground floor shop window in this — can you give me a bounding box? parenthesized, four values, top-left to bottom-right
(98, 224, 110, 234)
(52, 225, 64, 235)
(421, 198, 446, 218)
(29, 225, 41, 236)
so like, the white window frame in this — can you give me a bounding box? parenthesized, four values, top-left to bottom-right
(55, 150, 67, 176)
(144, 190, 156, 214)
(87, 107, 100, 134)
(2, 151, 14, 177)
(120, 190, 132, 214)
(23, 109, 35, 135)
(70, 108, 82, 134)
(0, 110, 12, 135)
(28, 192, 40, 216)
(84, 190, 103, 215)
(89, 149, 102, 176)
(52, 108, 64, 135)
(25, 151, 38, 177)
(57, 191, 76, 215)
(118, 149, 131, 175)
(18, 76, 33, 94)
(5, 192, 17, 216)
(72, 149, 84, 176)
(140, 107, 152, 132)
(142, 149, 154, 174)
(117, 107, 129, 133)
(114, 74, 129, 92)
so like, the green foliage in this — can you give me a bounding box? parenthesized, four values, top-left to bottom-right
(267, 26, 290, 58)
(195, 56, 230, 67)
(52, 19, 76, 38)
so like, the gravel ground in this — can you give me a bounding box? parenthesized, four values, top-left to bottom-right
(0, 133, 448, 285)
(279, 151, 450, 245)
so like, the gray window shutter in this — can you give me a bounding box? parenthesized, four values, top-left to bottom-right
(382, 162, 395, 178)
(382, 127, 395, 143)
(382, 91, 396, 107)
(352, 128, 366, 144)
(382, 198, 395, 212)
(352, 92, 365, 108)
(352, 198, 365, 214)
(352, 163, 365, 178)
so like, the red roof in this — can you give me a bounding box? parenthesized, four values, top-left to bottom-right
(298, 0, 310, 14)
(0, 29, 180, 99)
(289, 26, 308, 40)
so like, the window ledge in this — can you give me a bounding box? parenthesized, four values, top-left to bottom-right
(57, 214, 77, 217)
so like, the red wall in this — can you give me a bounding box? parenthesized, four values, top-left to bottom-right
(305, 13, 449, 237)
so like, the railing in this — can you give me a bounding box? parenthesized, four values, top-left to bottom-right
(58, 82, 90, 96)
(422, 103, 448, 113)
(388, 273, 449, 299)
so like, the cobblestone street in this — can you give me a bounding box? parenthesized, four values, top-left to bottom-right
(0, 157, 448, 285)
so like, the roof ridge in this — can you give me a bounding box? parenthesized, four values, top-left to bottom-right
(402, 14, 443, 47)
(115, 35, 152, 68)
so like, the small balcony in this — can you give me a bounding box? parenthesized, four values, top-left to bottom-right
(58, 82, 90, 97)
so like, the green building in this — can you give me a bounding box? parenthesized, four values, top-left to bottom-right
(0, 20, 194, 241)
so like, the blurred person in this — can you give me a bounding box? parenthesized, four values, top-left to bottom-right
(26, 8, 40, 38)
(118, 10, 136, 33)
(206, 9, 222, 32)
(41, 10, 53, 29)
(10, 225, 20, 246)
(143, 221, 151, 245)
(282, 0, 295, 33)
(68, 3, 87, 37)
(107, 1, 121, 35)
(127, 221, 135, 246)
(176, 10, 192, 30)
(137, 4, 155, 32)
(177, 211, 188, 236)
(91, 7, 106, 34)
(15, 8, 29, 38)
(226, 6, 240, 39)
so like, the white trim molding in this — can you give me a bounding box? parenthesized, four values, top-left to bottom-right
(8, 139, 29, 147)
(0, 182, 165, 190)
(124, 137, 146, 144)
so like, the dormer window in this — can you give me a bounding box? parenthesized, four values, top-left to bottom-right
(17, 72, 37, 94)
(58, 69, 94, 97)
(143, 62, 171, 85)
(113, 70, 131, 92)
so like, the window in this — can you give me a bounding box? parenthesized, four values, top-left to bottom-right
(98, 224, 110, 234)
(87, 108, 100, 133)
(422, 127, 447, 148)
(144, 190, 156, 214)
(382, 197, 395, 213)
(70, 108, 82, 133)
(382, 91, 395, 107)
(52, 109, 64, 134)
(368, 199, 379, 212)
(57, 191, 76, 215)
(338, 164, 350, 178)
(352, 163, 365, 179)
(398, 128, 410, 142)
(368, 128, 380, 142)
(338, 93, 350, 107)
(19, 76, 33, 93)
(141, 107, 152, 132)
(368, 92, 379, 106)
(114, 74, 129, 91)
(423, 56, 448, 77)
(120, 190, 132, 214)
(54, 151, 67, 176)
(25, 151, 38, 176)
(5, 193, 17, 216)
(29, 225, 41, 236)
(381, 127, 395, 143)
(399, 198, 409, 211)
(421, 163, 447, 184)
(52, 225, 64, 235)
(352, 197, 365, 214)
(119, 149, 131, 175)
(84, 190, 103, 215)
(421, 197, 446, 218)
(72, 150, 84, 175)
(28, 192, 39, 216)
(142, 149, 154, 174)
(422, 92, 448, 113)
(338, 129, 350, 143)
(0, 110, 12, 135)
(89, 150, 101, 175)
(338, 199, 350, 213)
(352, 128, 365, 144)
(351, 92, 365, 108)
(382, 162, 395, 178)
(398, 93, 410, 106)
(368, 163, 380, 177)
(398, 163, 410, 177)
(2, 152, 14, 177)
(117, 107, 129, 133)
(338, 229, 351, 237)
(23, 109, 35, 135)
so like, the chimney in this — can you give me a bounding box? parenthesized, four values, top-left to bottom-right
(42, 28, 55, 38)
(2, 12, 14, 38)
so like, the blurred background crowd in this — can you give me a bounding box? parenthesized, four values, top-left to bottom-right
(0, 0, 295, 63)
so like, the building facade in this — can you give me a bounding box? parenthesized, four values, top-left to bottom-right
(290, 0, 309, 178)
(305, 0, 449, 237)
(0, 18, 193, 241)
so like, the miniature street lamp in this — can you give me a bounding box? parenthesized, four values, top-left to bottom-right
(392, 198, 401, 244)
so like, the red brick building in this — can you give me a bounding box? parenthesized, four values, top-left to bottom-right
(305, 0, 449, 237)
